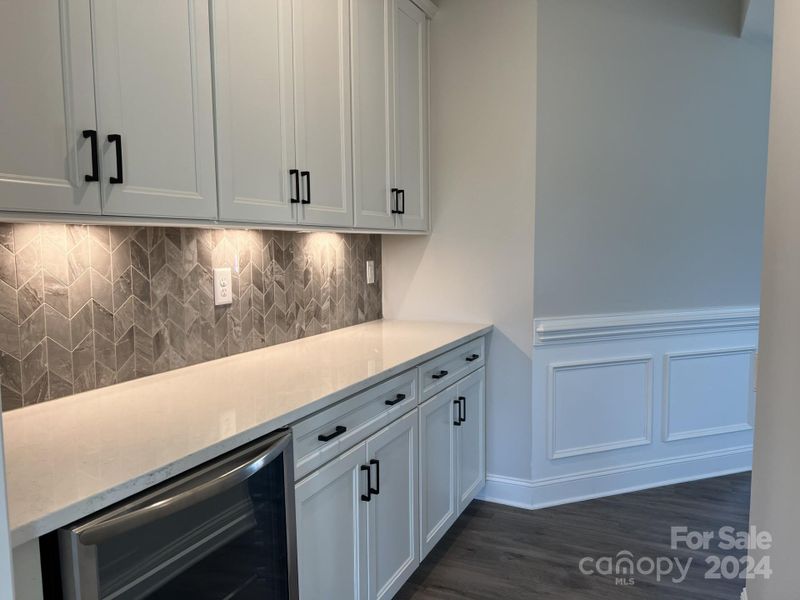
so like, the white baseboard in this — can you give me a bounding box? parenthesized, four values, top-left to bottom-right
(480, 445, 753, 510)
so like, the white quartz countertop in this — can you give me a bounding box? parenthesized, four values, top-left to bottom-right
(1, 319, 491, 547)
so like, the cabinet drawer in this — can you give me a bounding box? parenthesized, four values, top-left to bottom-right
(292, 370, 417, 480)
(419, 337, 485, 401)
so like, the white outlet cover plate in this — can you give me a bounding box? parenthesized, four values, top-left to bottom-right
(366, 260, 375, 284)
(213, 267, 233, 306)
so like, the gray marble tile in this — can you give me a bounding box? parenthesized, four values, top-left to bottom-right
(21, 342, 46, 393)
(89, 237, 111, 280)
(15, 237, 41, 289)
(43, 270, 69, 317)
(70, 302, 93, 350)
(0, 246, 16, 289)
(44, 305, 71, 351)
(67, 237, 90, 284)
(18, 273, 44, 323)
(0, 224, 382, 408)
(0, 353, 22, 394)
(68, 271, 92, 318)
(0, 225, 14, 253)
(19, 306, 45, 359)
(46, 338, 73, 383)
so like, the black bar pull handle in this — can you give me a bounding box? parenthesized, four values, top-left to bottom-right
(82, 130, 99, 182)
(385, 393, 406, 406)
(361, 465, 372, 502)
(398, 189, 405, 214)
(317, 425, 346, 442)
(369, 459, 380, 496)
(301, 170, 311, 204)
(466, 354, 480, 362)
(108, 134, 123, 184)
(432, 370, 448, 380)
(458, 396, 466, 423)
(391, 188, 400, 214)
(290, 169, 300, 203)
(453, 398, 462, 426)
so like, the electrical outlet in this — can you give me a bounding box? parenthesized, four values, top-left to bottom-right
(214, 267, 233, 306)
(366, 260, 375, 285)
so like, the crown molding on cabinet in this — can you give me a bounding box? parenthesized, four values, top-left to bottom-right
(534, 306, 760, 346)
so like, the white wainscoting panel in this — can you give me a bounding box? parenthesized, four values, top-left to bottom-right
(663, 348, 756, 442)
(548, 357, 652, 459)
(480, 307, 759, 511)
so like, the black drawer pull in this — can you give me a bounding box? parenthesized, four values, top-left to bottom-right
(290, 169, 300, 203)
(459, 396, 466, 423)
(318, 425, 346, 442)
(361, 465, 372, 502)
(108, 134, 123, 184)
(432, 370, 448, 380)
(385, 393, 406, 406)
(466, 354, 480, 362)
(391, 188, 400, 214)
(83, 130, 99, 182)
(369, 459, 380, 496)
(453, 398, 462, 426)
(301, 170, 311, 204)
(398, 189, 405, 214)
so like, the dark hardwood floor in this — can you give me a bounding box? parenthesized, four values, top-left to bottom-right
(397, 473, 751, 600)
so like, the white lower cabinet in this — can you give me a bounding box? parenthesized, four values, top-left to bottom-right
(367, 410, 419, 600)
(419, 367, 486, 558)
(296, 442, 369, 600)
(418, 385, 458, 559)
(456, 369, 486, 513)
(296, 409, 419, 600)
(295, 341, 485, 598)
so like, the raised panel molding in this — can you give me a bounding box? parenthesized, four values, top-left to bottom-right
(535, 306, 760, 346)
(663, 348, 756, 442)
(514, 307, 759, 512)
(547, 356, 653, 460)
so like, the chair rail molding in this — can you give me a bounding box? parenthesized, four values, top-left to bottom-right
(534, 306, 760, 346)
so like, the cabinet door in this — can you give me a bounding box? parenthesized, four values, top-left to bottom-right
(393, 0, 428, 231)
(0, 0, 100, 214)
(456, 368, 486, 514)
(293, 0, 354, 227)
(367, 410, 418, 600)
(93, 0, 218, 219)
(296, 442, 369, 600)
(418, 386, 458, 559)
(352, 0, 396, 230)
(212, 0, 297, 224)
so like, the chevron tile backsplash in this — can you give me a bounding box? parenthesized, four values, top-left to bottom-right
(0, 224, 382, 411)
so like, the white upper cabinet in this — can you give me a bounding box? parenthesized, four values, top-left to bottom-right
(0, 0, 431, 231)
(0, 0, 101, 214)
(93, 0, 218, 219)
(212, 0, 297, 224)
(352, 0, 429, 231)
(293, 0, 354, 228)
(352, 0, 396, 230)
(393, 0, 429, 231)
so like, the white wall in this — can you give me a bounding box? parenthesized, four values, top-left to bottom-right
(535, 0, 772, 318)
(748, 0, 800, 595)
(382, 0, 537, 480)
